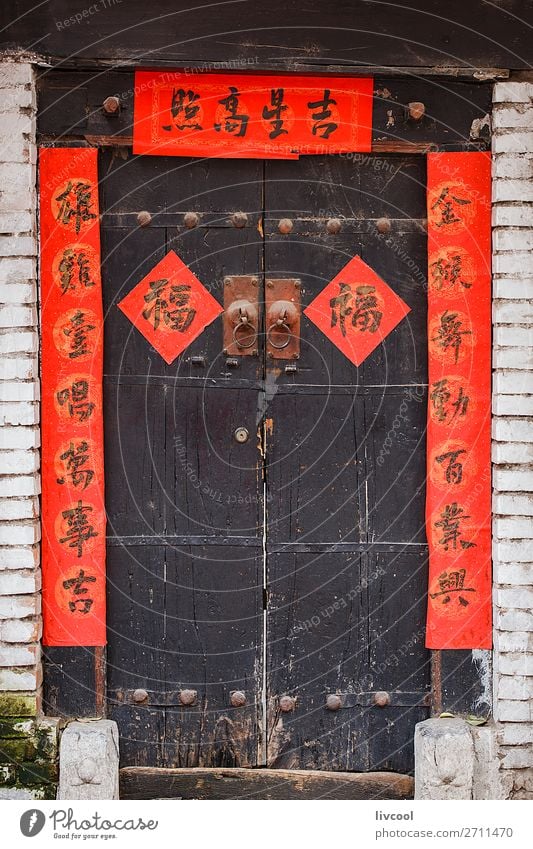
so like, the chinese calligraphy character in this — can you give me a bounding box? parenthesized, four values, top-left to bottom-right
(214, 87, 249, 137)
(57, 441, 94, 490)
(61, 310, 96, 359)
(434, 502, 476, 551)
(59, 500, 98, 558)
(162, 88, 202, 132)
(62, 568, 96, 614)
(430, 568, 476, 607)
(431, 310, 471, 363)
(430, 379, 470, 423)
(330, 282, 354, 337)
(58, 248, 96, 295)
(431, 187, 471, 228)
(430, 253, 472, 291)
(55, 181, 97, 234)
(330, 282, 382, 336)
(142, 278, 196, 332)
(56, 379, 95, 423)
(262, 88, 289, 139)
(307, 90, 338, 139)
(436, 448, 466, 485)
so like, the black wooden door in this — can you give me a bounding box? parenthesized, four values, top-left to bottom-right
(101, 150, 430, 771)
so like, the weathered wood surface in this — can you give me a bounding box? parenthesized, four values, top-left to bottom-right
(2, 0, 531, 68)
(37, 70, 492, 152)
(120, 767, 414, 800)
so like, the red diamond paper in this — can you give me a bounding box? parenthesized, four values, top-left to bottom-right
(117, 250, 223, 364)
(304, 255, 411, 366)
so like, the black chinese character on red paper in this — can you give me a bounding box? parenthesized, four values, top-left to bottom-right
(330, 282, 382, 336)
(307, 90, 338, 139)
(57, 441, 94, 491)
(61, 310, 96, 359)
(214, 87, 249, 137)
(431, 187, 471, 228)
(430, 253, 472, 291)
(56, 379, 95, 423)
(142, 279, 196, 332)
(55, 181, 97, 234)
(432, 310, 471, 363)
(58, 248, 96, 295)
(430, 379, 470, 423)
(162, 88, 202, 132)
(430, 568, 476, 608)
(62, 568, 96, 614)
(436, 448, 466, 485)
(262, 89, 289, 140)
(59, 500, 98, 558)
(434, 502, 476, 551)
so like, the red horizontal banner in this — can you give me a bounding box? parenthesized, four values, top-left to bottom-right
(133, 71, 373, 158)
(40, 147, 106, 646)
(425, 152, 492, 650)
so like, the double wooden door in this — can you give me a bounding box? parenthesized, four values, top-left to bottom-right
(101, 150, 430, 773)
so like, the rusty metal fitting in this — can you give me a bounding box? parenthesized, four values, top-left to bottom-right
(230, 691, 247, 707)
(408, 101, 426, 121)
(374, 691, 391, 707)
(184, 211, 200, 229)
(132, 688, 148, 704)
(279, 695, 296, 712)
(137, 210, 152, 227)
(326, 694, 342, 711)
(103, 96, 120, 114)
(231, 212, 248, 228)
(326, 218, 342, 234)
(179, 689, 198, 706)
(376, 217, 391, 234)
(278, 218, 293, 234)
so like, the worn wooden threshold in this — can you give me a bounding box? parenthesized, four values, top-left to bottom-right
(120, 767, 414, 800)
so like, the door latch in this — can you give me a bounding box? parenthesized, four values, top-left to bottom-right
(266, 278, 301, 360)
(223, 275, 259, 356)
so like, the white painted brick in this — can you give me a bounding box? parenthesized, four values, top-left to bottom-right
(494, 228, 533, 251)
(0, 162, 34, 196)
(492, 132, 533, 154)
(0, 382, 39, 402)
(493, 442, 533, 464)
(0, 65, 33, 88)
(0, 546, 39, 570)
(0, 87, 34, 113)
(493, 301, 533, 325)
(494, 562, 533, 584)
(494, 369, 533, 393)
(493, 82, 533, 103)
(0, 284, 36, 305)
(493, 251, 533, 274)
(493, 346, 533, 368)
(0, 524, 40, 546)
(492, 395, 533, 416)
(496, 588, 533, 610)
(492, 205, 533, 227)
(0, 402, 39, 426)
(498, 676, 533, 700)
(0, 569, 40, 595)
(493, 155, 533, 181)
(0, 617, 40, 643)
(0, 358, 38, 380)
(501, 748, 533, 769)
(0, 258, 35, 285)
(494, 540, 533, 562)
(0, 331, 37, 354)
(0, 644, 39, 667)
(0, 428, 39, 450)
(496, 632, 533, 653)
(0, 236, 36, 259)
(494, 468, 533, 493)
(498, 655, 533, 677)
(0, 112, 34, 140)
(494, 326, 533, 347)
(493, 278, 533, 300)
(0, 190, 36, 215)
(0, 666, 40, 691)
(0, 593, 40, 619)
(494, 516, 533, 539)
(494, 494, 533, 516)
(0, 475, 39, 497)
(0, 499, 37, 521)
(0, 450, 38, 474)
(497, 609, 533, 631)
(493, 419, 533, 443)
(0, 305, 37, 327)
(0, 212, 32, 234)
(500, 724, 533, 747)
(0, 139, 31, 164)
(497, 700, 533, 722)
(493, 180, 533, 203)
(493, 105, 533, 129)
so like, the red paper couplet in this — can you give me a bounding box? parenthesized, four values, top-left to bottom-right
(133, 71, 373, 158)
(425, 152, 492, 650)
(40, 148, 106, 646)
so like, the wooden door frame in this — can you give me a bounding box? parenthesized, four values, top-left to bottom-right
(37, 67, 493, 732)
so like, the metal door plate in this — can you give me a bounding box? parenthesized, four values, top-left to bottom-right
(223, 274, 259, 356)
(265, 278, 301, 360)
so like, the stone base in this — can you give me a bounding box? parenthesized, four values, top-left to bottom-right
(58, 720, 119, 800)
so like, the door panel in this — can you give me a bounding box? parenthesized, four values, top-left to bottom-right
(102, 151, 264, 767)
(264, 155, 430, 772)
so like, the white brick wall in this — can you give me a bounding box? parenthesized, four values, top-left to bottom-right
(0, 62, 41, 707)
(492, 79, 533, 801)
